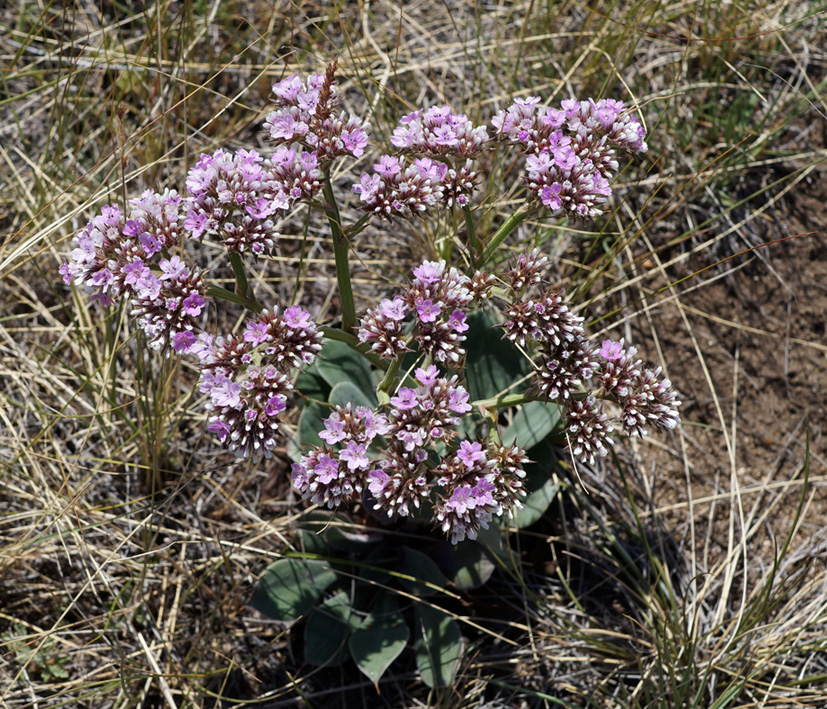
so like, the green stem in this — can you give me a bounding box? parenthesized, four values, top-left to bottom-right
(472, 391, 538, 411)
(463, 204, 480, 266)
(479, 206, 530, 267)
(345, 212, 374, 239)
(206, 284, 263, 313)
(322, 174, 357, 334)
(319, 326, 387, 371)
(377, 357, 402, 405)
(228, 252, 258, 305)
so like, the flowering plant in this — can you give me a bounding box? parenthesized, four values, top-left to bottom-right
(61, 62, 679, 685)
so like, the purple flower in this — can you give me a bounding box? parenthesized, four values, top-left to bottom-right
(599, 339, 624, 361)
(353, 173, 382, 201)
(207, 418, 230, 443)
(265, 70, 371, 163)
(123, 258, 149, 286)
(363, 410, 391, 438)
(416, 299, 441, 323)
(91, 269, 114, 288)
(265, 395, 287, 417)
(448, 310, 468, 333)
(375, 155, 402, 177)
(412, 261, 442, 285)
(380, 296, 408, 321)
(448, 388, 471, 414)
(472, 478, 496, 506)
(340, 441, 369, 471)
(291, 461, 309, 489)
(541, 184, 562, 210)
(456, 440, 485, 468)
(342, 128, 369, 157)
(283, 305, 312, 330)
(272, 74, 304, 101)
(134, 273, 161, 300)
(446, 485, 475, 514)
(210, 378, 242, 409)
(184, 211, 208, 238)
(415, 365, 440, 387)
(390, 387, 418, 411)
(246, 199, 275, 219)
(122, 219, 142, 237)
(159, 255, 188, 281)
(59, 260, 72, 285)
(319, 414, 346, 445)
(139, 232, 162, 257)
(182, 293, 205, 316)
(314, 454, 339, 485)
(244, 320, 269, 346)
(172, 330, 197, 353)
(190, 333, 216, 363)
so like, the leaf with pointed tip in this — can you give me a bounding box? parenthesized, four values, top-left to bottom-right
(296, 400, 328, 450)
(359, 547, 395, 586)
(304, 591, 356, 666)
(501, 401, 561, 450)
(414, 604, 464, 688)
(464, 310, 530, 401)
(398, 547, 448, 596)
(329, 380, 375, 410)
(250, 558, 337, 622)
(315, 339, 376, 402)
(293, 369, 330, 410)
(297, 511, 383, 554)
(430, 540, 495, 590)
(513, 455, 561, 528)
(349, 594, 409, 685)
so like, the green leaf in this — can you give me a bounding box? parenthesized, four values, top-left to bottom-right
(464, 310, 530, 401)
(476, 521, 510, 560)
(359, 547, 395, 586)
(349, 594, 410, 685)
(297, 511, 383, 554)
(293, 369, 330, 409)
(430, 540, 495, 590)
(304, 591, 356, 666)
(296, 400, 328, 450)
(501, 401, 561, 449)
(513, 462, 560, 529)
(250, 558, 337, 622)
(414, 604, 464, 688)
(329, 380, 375, 409)
(315, 339, 376, 401)
(398, 547, 448, 596)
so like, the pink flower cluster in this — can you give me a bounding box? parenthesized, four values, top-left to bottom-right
(390, 106, 489, 157)
(357, 259, 493, 367)
(62, 67, 368, 463)
(183, 147, 321, 255)
(352, 155, 448, 217)
(196, 306, 323, 460)
(291, 364, 529, 544)
(263, 71, 370, 161)
(353, 105, 489, 217)
(60, 190, 208, 353)
(597, 339, 681, 436)
(492, 97, 648, 217)
(497, 255, 680, 462)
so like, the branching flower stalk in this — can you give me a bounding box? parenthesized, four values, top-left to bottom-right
(322, 170, 357, 334)
(60, 64, 679, 544)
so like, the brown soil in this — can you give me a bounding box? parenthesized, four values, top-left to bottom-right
(631, 175, 827, 559)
